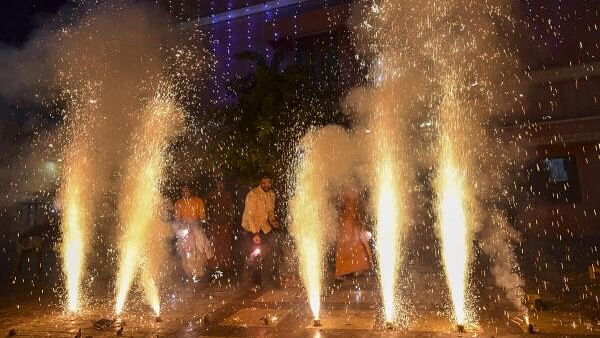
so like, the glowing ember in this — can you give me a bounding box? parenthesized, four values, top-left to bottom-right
(114, 89, 182, 315)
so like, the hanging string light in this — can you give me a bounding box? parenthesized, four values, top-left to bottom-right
(208, 0, 222, 102)
(225, 0, 233, 79)
(273, 0, 280, 43)
(245, 1, 254, 70)
(293, 1, 300, 61)
(263, 3, 271, 61)
(325, 0, 333, 82)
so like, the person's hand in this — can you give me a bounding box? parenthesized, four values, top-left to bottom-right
(252, 234, 261, 244)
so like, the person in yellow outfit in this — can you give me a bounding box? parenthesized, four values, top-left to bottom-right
(174, 186, 213, 282)
(175, 186, 206, 221)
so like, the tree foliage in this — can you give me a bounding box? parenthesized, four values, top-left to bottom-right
(203, 52, 348, 186)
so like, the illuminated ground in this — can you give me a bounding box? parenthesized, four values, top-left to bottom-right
(1, 272, 599, 338)
(1, 232, 599, 337)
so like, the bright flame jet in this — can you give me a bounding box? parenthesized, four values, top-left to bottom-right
(60, 157, 92, 313)
(290, 159, 324, 320)
(114, 90, 181, 316)
(372, 127, 403, 324)
(436, 135, 470, 325)
(435, 77, 474, 327)
(290, 132, 333, 322)
(370, 55, 405, 325)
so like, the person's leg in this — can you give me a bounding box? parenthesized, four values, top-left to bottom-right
(270, 231, 284, 286)
(252, 232, 264, 288)
(241, 231, 260, 288)
(177, 222, 196, 280)
(260, 233, 274, 286)
(252, 256, 262, 288)
(270, 232, 282, 286)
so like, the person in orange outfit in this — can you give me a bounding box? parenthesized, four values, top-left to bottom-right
(174, 186, 213, 281)
(175, 186, 206, 221)
(335, 187, 373, 278)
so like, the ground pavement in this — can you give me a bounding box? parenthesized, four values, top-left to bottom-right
(2, 273, 600, 338)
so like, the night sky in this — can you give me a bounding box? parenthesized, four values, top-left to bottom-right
(0, 0, 67, 46)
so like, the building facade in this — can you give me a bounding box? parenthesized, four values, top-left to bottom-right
(167, 1, 600, 241)
(162, 0, 359, 101)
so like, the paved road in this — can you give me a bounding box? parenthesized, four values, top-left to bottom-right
(2, 230, 600, 337)
(2, 272, 599, 338)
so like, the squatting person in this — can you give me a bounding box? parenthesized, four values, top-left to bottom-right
(174, 185, 213, 282)
(241, 173, 280, 290)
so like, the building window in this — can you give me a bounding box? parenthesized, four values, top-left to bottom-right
(529, 155, 582, 203)
(542, 158, 569, 182)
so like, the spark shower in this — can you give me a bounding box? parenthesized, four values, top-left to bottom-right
(50, 0, 527, 330)
(290, 0, 526, 330)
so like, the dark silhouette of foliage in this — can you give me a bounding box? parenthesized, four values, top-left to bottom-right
(203, 51, 348, 186)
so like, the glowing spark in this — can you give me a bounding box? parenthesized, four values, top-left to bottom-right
(436, 137, 470, 325)
(373, 142, 402, 323)
(60, 161, 91, 313)
(291, 192, 323, 319)
(141, 266, 160, 316)
(114, 89, 181, 315)
(435, 75, 475, 326)
(290, 137, 328, 321)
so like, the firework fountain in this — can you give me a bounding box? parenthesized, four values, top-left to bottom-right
(42, 2, 208, 318)
(114, 87, 183, 316)
(425, 1, 528, 330)
(60, 137, 94, 313)
(350, 4, 413, 326)
(289, 153, 326, 323)
(370, 93, 406, 326)
(347, 0, 527, 329)
(434, 76, 476, 328)
(427, 2, 527, 327)
(58, 84, 103, 314)
(290, 127, 352, 324)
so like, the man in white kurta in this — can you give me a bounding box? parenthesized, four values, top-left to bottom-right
(241, 176, 279, 289)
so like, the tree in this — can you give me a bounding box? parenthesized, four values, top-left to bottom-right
(202, 51, 349, 186)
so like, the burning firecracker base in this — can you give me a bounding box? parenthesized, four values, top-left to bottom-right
(3, 281, 600, 337)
